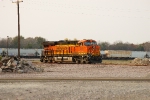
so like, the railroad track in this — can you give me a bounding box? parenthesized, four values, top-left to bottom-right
(0, 77, 150, 82)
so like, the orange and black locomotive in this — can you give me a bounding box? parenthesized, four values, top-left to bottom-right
(40, 39, 102, 63)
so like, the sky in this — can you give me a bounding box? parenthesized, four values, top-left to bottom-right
(0, 0, 150, 44)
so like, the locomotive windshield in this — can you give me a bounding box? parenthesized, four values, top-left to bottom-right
(84, 41, 97, 46)
(84, 42, 91, 46)
(91, 41, 97, 45)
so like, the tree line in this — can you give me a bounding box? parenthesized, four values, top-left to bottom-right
(0, 36, 46, 49)
(98, 41, 150, 51)
(0, 36, 150, 51)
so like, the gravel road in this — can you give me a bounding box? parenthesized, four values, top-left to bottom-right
(0, 81, 150, 100)
(0, 63, 150, 78)
(0, 63, 150, 100)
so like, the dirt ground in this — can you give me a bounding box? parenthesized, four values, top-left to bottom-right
(0, 61, 150, 100)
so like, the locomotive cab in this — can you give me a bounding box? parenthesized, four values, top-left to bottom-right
(78, 39, 100, 56)
(78, 39, 97, 46)
(75, 39, 102, 63)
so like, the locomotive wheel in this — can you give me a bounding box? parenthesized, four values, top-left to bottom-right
(57, 62, 62, 64)
(81, 60, 87, 64)
(80, 60, 84, 64)
(85, 61, 89, 64)
(52, 60, 55, 63)
(75, 60, 78, 64)
(44, 59, 48, 63)
(40, 58, 43, 62)
(99, 59, 102, 63)
(49, 60, 53, 63)
(76, 60, 80, 64)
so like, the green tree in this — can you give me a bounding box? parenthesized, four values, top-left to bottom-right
(98, 41, 110, 50)
(11, 36, 25, 48)
(35, 37, 46, 48)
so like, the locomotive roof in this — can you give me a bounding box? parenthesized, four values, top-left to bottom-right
(43, 39, 97, 47)
(78, 39, 96, 43)
(43, 40, 79, 46)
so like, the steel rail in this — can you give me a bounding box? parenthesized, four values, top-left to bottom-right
(0, 77, 150, 82)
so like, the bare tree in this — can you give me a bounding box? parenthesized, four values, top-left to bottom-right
(143, 42, 150, 51)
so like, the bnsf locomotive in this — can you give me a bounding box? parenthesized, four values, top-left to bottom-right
(40, 39, 102, 64)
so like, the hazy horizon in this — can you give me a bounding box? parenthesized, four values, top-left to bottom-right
(0, 0, 150, 44)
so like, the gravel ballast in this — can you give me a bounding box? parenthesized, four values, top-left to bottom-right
(0, 62, 150, 100)
(0, 64, 150, 78)
(0, 81, 150, 100)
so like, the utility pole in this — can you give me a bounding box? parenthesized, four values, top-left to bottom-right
(7, 36, 9, 57)
(12, 0, 23, 59)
